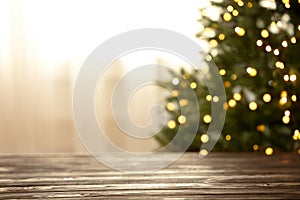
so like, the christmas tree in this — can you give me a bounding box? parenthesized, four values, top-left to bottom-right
(155, 0, 300, 155)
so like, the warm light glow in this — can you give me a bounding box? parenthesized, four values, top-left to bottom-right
(291, 95, 297, 102)
(275, 61, 284, 69)
(273, 49, 279, 56)
(279, 97, 288, 105)
(282, 115, 290, 124)
(246, 67, 257, 77)
(190, 82, 197, 89)
(247, 2, 253, 8)
(235, 27, 246, 36)
(218, 33, 225, 40)
(227, 5, 234, 12)
(172, 90, 179, 97)
(232, 10, 239, 16)
(284, 110, 290, 116)
(263, 93, 272, 103)
(256, 39, 263, 46)
(294, 129, 299, 137)
(203, 114, 212, 123)
(210, 39, 218, 48)
(223, 12, 232, 21)
(281, 90, 288, 97)
(206, 95, 212, 101)
(172, 77, 179, 85)
(199, 149, 208, 156)
(253, 144, 259, 151)
(257, 124, 266, 132)
(200, 134, 209, 143)
(249, 102, 258, 110)
(265, 147, 274, 156)
(291, 36, 296, 44)
(228, 99, 237, 107)
(233, 93, 242, 101)
(290, 74, 297, 82)
(231, 74, 237, 80)
(265, 45, 272, 52)
(224, 81, 231, 88)
(167, 103, 175, 111)
(261, 29, 269, 38)
(238, 0, 244, 6)
(205, 55, 212, 61)
(283, 74, 289, 81)
(219, 69, 226, 75)
(225, 134, 231, 141)
(168, 120, 176, 129)
(179, 99, 189, 106)
(178, 115, 187, 124)
(213, 96, 219, 102)
(282, 40, 288, 47)
(223, 102, 228, 110)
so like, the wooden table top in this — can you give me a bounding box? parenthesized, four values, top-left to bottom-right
(0, 153, 299, 199)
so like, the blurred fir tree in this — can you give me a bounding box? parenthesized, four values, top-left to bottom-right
(155, 0, 300, 155)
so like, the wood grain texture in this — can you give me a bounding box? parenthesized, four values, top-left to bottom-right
(0, 153, 299, 199)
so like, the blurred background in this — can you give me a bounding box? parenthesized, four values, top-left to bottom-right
(1, 0, 299, 155)
(0, 0, 206, 153)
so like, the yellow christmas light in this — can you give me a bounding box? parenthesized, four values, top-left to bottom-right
(265, 147, 274, 156)
(190, 82, 197, 89)
(231, 74, 237, 80)
(200, 134, 209, 143)
(223, 102, 229, 110)
(265, 45, 272, 52)
(290, 74, 297, 82)
(232, 10, 239, 16)
(253, 144, 259, 151)
(225, 134, 232, 141)
(199, 149, 208, 156)
(227, 5, 234, 12)
(178, 115, 187, 124)
(203, 114, 212, 123)
(298, 25, 300, 31)
(257, 124, 266, 132)
(219, 69, 226, 76)
(263, 93, 272, 103)
(282, 40, 288, 47)
(233, 93, 242, 101)
(166, 102, 175, 111)
(297, 149, 300, 155)
(210, 39, 218, 48)
(281, 91, 287, 97)
(293, 135, 298, 140)
(249, 102, 258, 110)
(218, 34, 226, 40)
(275, 61, 285, 69)
(256, 39, 263, 47)
(235, 27, 246, 36)
(246, 67, 257, 77)
(205, 55, 212, 62)
(172, 90, 179, 97)
(282, 115, 290, 124)
(224, 81, 231, 88)
(228, 99, 237, 107)
(284, 110, 290, 116)
(168, 120, 176, 129)
(247, 2, 253, 8)
(238, 0, 244, 6)
(279, 97, 287, 105)
(291, 36, 296, 44)
(213, 96, 219, 102)
(273, 49, 279, 56)
(179, 99, 189, 106)
(223, 13, 232, 21)
(206, 95, 212, 101)
(261, 29, 269, 38)
(294, 129, 299, 137)
(291, 95, 297, 102)
(283, 74, 289, 81)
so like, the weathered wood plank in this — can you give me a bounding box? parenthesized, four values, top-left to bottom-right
(0, 153, 299, 199)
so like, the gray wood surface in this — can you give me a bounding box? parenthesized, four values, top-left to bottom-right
(0, 153, 299, 199)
